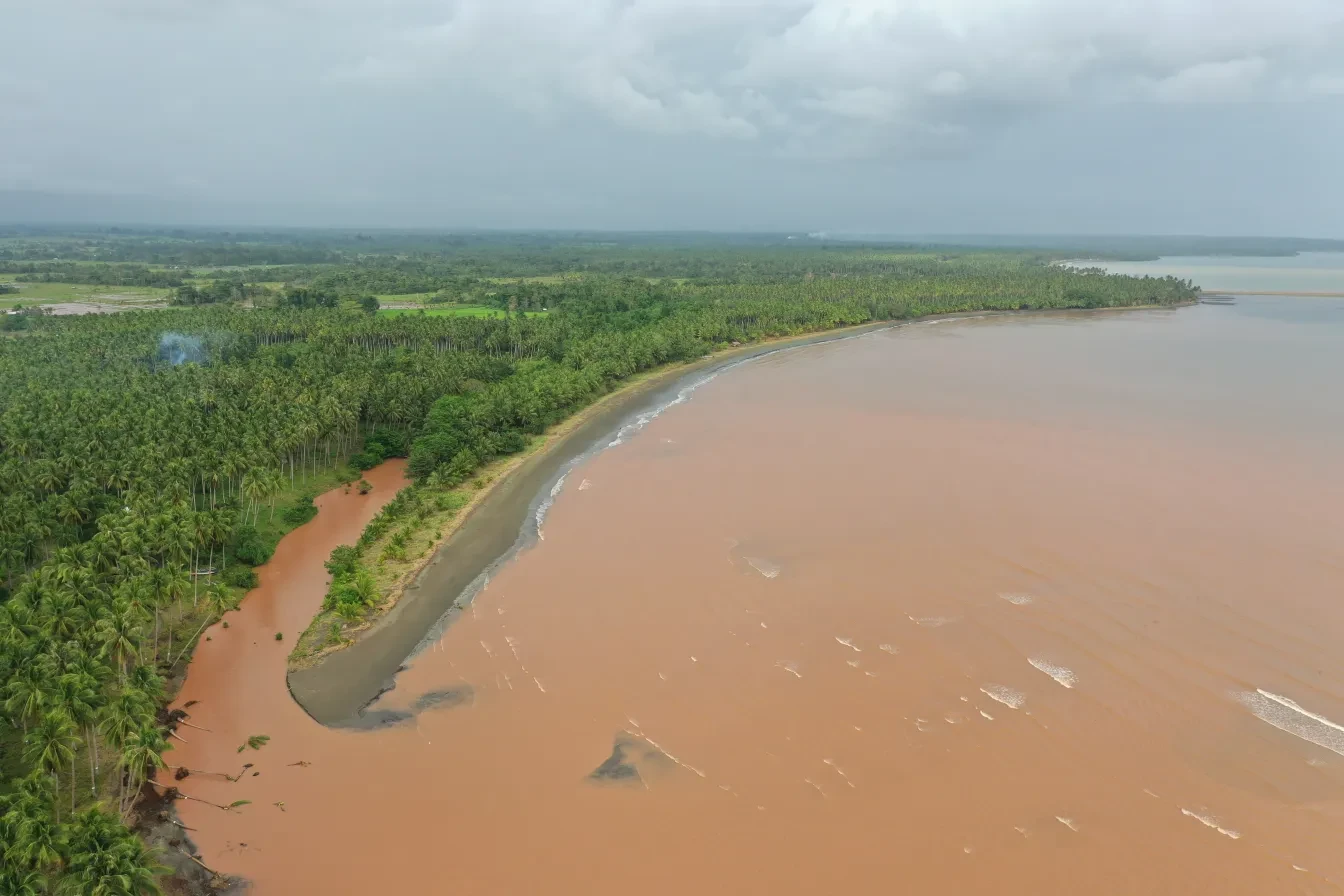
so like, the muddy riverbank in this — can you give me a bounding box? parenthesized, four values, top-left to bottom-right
(286, 319, 921, 725)
(286, 305, 1118, 726)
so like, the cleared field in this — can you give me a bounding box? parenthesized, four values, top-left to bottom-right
(375, 291, 439, 304)
(0, 279, 171, 305)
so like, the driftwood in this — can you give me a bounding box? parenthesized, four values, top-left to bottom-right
(146, 780, 250, 812)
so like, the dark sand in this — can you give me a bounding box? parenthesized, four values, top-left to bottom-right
(172, 300, 1344, 894)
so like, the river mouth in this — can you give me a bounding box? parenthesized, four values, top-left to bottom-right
(287, 320, 919, 726)
(174, 299, 1344, 894)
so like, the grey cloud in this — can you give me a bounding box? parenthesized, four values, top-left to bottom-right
(0, 0, 1342, 233)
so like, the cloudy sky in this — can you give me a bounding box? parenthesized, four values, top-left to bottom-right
(3, 0, 1343, 234)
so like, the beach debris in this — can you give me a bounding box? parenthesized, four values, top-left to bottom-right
(287, 760, 312, 768)
(236, 734, 270, 753)
(273, 801, 286, 812)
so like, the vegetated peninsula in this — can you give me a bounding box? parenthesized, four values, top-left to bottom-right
(0, 229, 1197, 893)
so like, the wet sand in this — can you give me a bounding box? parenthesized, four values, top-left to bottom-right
(171, 300, 1344, 894)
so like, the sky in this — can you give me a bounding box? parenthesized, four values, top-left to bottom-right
(3, 0, 1343, 235)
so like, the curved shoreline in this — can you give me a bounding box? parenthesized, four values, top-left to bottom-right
(286, 304, 1184, 725)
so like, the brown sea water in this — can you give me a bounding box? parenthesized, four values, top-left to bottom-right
(172, 298, 1344, 894)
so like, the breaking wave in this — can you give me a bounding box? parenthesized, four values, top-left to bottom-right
(980, 685, 1026, 709)
(1236, 689, 1344, 756)
(1029, 658, 1077, 689)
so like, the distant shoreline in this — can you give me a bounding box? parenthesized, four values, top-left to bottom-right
(1201, 290, 1344, 298)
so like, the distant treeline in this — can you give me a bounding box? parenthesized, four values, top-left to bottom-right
(4, 225, 1342, 270)
(0, 262, 185, 288)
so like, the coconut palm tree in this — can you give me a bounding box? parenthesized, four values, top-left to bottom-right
(24, 710, 78, 820)
(115, 726, 167, 820)
(56, 669, 103, 798)
(61, 805, 166, 895)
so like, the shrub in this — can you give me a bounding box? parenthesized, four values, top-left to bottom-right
(222, 565, 258, 590)
(231, 524, 272, 567)
(349, 451, 379, 471)
(325, 545, 360, 578)
(365, 426, 410, 460)
(281, 495, 318, 526)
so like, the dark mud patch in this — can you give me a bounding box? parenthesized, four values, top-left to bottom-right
(588, 733, 678, 786)
(132, 781, 243, 895)
(328, 684, 476, 730)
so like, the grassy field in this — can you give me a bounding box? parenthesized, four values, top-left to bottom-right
(0, 279, 171, 306)
(376, 304, 548, 318)
(374, 291, 439, 304)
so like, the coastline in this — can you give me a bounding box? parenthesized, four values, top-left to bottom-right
(287, 302, 1187, 726)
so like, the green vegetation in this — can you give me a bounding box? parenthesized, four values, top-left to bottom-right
(376, 304, 548, 318)
(0, 228, 1199, 891)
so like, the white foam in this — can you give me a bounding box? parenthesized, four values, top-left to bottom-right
(910, 615, 957, 628)
(532, 677, 546, 693)
(776, 661, 802, 679)
(1029, 658, 1077, 689)
(632, 731, 706, 779)
(979, 709, 995, 721)
(745, 557, 781, 579)
(605, 366, 729, 450)
(578, 478, 592, 491)
(915, 718, 934, 732)
(980, 685, 1026, 709)
(822, 758, 856, 788)
(847, 659, 861, 668)
(835, 637, 861, 652)
(1181, 808, 1241, 840)
(1236, 689, 1344, 756)
(879, 644, 898, 655)
(998, 592, 1034, 605)
(479, 640, 494, 658)
(1056, 816, 1079, 832)
(534, 472, 569, 540)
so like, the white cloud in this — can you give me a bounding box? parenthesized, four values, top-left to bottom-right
(1151, 57, 1268, 102)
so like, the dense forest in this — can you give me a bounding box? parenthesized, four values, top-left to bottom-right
(0, 236, 1198, 894)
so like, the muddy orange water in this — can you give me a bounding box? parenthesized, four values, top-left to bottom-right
(171, 299, 1344, 894)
